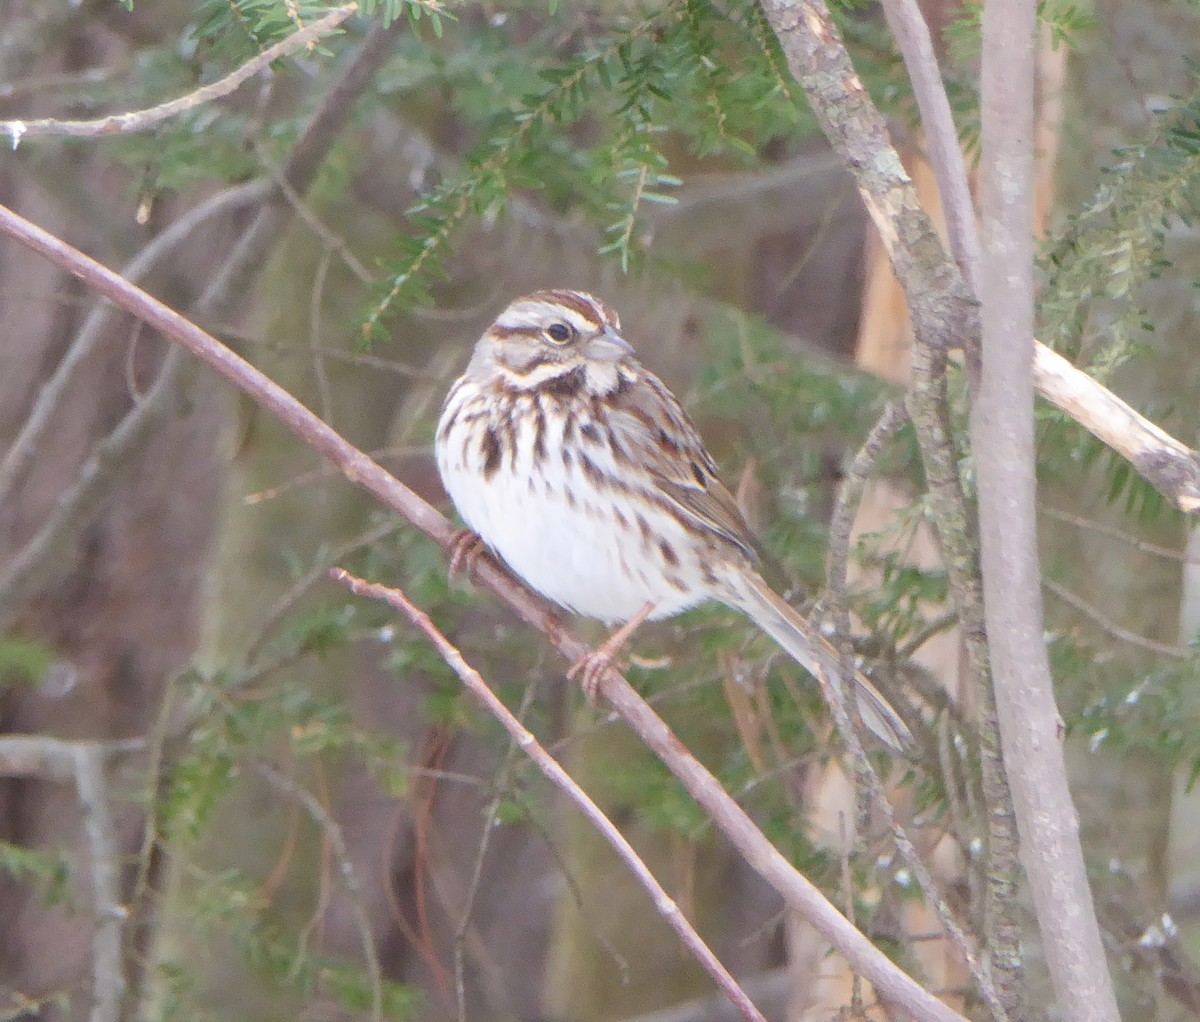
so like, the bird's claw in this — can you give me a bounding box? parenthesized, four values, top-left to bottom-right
(566, 601, 655, 706)
(448, 528, 487, 581)
(568, 650, 618, 706)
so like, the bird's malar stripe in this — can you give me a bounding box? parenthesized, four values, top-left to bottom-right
(537, 365, 587, 399)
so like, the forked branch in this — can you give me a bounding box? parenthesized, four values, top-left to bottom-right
(758, 0, 1200, 514)
(331, 569, 767, 1022)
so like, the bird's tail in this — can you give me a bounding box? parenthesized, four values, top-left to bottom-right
(721, 568, 912, 751)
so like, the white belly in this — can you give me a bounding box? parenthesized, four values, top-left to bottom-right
(436, 385, 711, 624)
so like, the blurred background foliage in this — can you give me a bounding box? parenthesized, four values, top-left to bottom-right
(2, 0, 1200, 1020)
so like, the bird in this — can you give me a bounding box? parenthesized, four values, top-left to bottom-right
(434, 288, 911, 750)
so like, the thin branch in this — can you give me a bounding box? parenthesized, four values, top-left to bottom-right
(1043, 578, 1191, 660)
(0, 202, 968, 1022)
(878, 0, 982, 295)
(241, 445, 429, 505)
(254, 141, 374, 284)
(1039, 505, 1199, 564)
(896, 610, 962, 661)
(0, 179, 271, 510)
(0, 66, 121, 103)
(244, 517, 404, 664)
(332, 570, 762, 1022)
(453, 682, 538, 1022)
(819, 399, 1006, 1018)
(252, 761, 383, 1022)
(0, 6, 357, 144)
(822, 403, 1004, 1019)
(0, 345, 188, 629)
(199, 15, 407, 321)
(335, 570, 968, 1022)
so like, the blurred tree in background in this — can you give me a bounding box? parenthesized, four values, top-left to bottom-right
(1, 1, 1200, 1021)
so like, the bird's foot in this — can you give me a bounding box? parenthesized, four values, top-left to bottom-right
(448, 528, 487, 581)
(567, 601, 655, 705)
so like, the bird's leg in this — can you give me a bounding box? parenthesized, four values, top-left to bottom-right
(568, 601, 656, 705)
(447, 528, 487, 581)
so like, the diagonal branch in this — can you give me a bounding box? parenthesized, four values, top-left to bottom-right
(0, 204, 967, 1022)
(0, 345, 188, 628)
(331, 570, 767, 1022)
(0, 180, 271, 510)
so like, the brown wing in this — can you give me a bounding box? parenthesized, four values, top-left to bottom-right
(605, 368, 758, 561)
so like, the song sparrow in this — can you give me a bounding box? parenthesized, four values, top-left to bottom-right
(435, 289, 911, 750)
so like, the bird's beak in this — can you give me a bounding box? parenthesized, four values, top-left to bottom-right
(591, 325, 634, 361)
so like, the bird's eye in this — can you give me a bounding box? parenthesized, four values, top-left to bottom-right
(545, 322, 572, 343)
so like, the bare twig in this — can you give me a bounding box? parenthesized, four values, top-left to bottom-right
(822, 401, 1006, 1017)
(252, 761, 383, 1022)
(0, 202, 967, 1022)
(0, 66, 120, 103)
(1039, 505, 1199, 564)
(0, 6, 357, 143)
(200, 15, 407, 320)
(453, 683, 538, 1022)
(1043, 579, 1191, 660)
(0, 179, 271, 510)
(254, 141, 374, 284)
(332, 569, 762, 1022)
(241, 445, 429, 505)
(896, 611, 962, 661)
(245, 517, 404, 664)
(818, 401, 1008, 1015)
(0, 345, 187, 629)
(878, 0, 982, 295)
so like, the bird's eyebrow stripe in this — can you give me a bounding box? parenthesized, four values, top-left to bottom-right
(489, 324, 544, 339)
